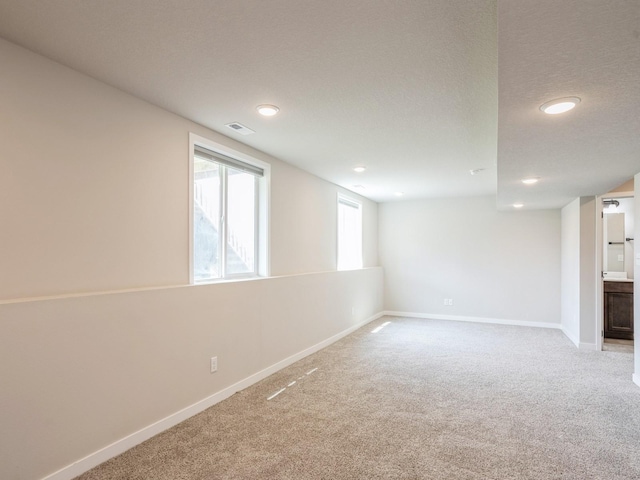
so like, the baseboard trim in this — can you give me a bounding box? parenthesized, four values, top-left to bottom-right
(41, 311, 384, 480)
(384, 311, 561, 330)
(558, 328, 598, 350)
(560, 327, 580, 348)
(384, 312, 597, 351)
(633, 374, 640, 389)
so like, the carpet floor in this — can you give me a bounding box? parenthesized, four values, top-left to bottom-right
(75, 317, 640, 479)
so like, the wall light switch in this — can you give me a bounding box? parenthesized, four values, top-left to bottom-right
(618, 254, 624, 262)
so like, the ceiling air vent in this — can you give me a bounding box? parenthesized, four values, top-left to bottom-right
(225, 122, 255, 136)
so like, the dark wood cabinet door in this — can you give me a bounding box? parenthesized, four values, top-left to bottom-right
(604, 291, 634, 340)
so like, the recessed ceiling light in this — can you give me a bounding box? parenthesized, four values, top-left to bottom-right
(521, 177, 540, 185)
(395, 192, 404, 197)
(256, 104, 280, 116)
(540, 97, 581, 115)
(469, 168, 486, 176)
(353, 166, 366, 173)
(352, 185, 366, 190)
(513, 203, 524, 208)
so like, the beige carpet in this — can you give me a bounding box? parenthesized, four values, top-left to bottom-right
(76, 317, 640, 479)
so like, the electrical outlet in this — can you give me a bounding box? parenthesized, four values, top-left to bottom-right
(210, 356, 218, 373)
(443, 298, 448, 306)
(449, 299, 454, 306)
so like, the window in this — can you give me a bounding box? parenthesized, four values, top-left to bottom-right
(337, 194, 363, 270)
(190, 136, 268, 282)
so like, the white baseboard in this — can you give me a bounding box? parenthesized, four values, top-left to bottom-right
(560, 327, 580, 348)
(384, 312, 600, 352)
(42, 312, 384, 480)
(558, 327, 599, 351)
(634, 374, 640, 389)
(384, 311, 561, 330)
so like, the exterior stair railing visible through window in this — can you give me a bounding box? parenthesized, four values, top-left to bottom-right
(194, 180, 253, 275)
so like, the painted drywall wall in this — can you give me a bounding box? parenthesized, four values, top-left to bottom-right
(0, 38, 377, 301)
(269, 163, 378, 276)
(0, 38, 384, 479)
(635, 173, 640, 387)
(561, 198, 581, 346)
(579, 197, 597, 347)
(609, 178, 634, 193)
(0, 268, 384, 480)
(379, 196, 561, 324)
(559, 197, 598, 349)
(621, 198, 635, 279)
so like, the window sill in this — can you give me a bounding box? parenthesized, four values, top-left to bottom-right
(193, 274, 263, 285)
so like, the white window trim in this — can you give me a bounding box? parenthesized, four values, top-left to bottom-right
(337, 193, 363, 271)
(189, 133, 270, 283)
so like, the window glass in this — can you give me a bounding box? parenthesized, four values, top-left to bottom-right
(193, 158, 221, 281)
(337, 195, 363, 270)
(192, 141, 265, 282)
(226, 168, 256, 275)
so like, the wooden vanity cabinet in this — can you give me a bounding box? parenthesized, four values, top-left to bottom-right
(604, 281, 634, 340)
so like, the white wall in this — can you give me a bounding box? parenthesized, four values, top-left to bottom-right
(621, 198, 635, 279)
(0, 38, 378, 301)
(561, 198, 581, 345)
(634, 173, 640, 387)
(579, 197, 597, 346)
(0, 269, 383, 480)
(269, 163, 378, 276)
(0, 38, 382, 480)
(379, 196, 561, 325)
(559, 197, 598, 349)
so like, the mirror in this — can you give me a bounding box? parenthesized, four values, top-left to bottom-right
(604, 212, 625, 272)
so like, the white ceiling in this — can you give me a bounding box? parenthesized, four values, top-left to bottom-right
(0, 0, 637, 208)
(497, 0, 640, 209)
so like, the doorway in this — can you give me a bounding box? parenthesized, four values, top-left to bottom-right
(597, 192, 634, 351)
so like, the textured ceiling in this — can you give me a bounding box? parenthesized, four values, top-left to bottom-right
(0, 1, 637, 207)
(497, 0, 640, 209)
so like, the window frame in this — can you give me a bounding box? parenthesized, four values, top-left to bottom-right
(189, 133, 270, 283)
(336, 193, 363, 271)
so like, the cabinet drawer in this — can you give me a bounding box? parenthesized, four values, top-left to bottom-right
(604, 281, 633, 294)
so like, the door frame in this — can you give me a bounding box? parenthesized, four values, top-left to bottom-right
(595, 190, 634, 351)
